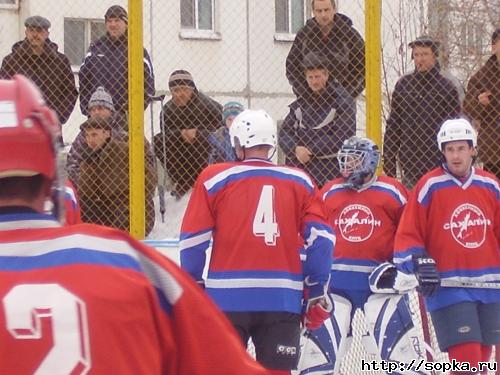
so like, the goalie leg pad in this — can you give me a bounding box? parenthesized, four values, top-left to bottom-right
(364, 293, 430, 374)
(295, 293, 353, 375)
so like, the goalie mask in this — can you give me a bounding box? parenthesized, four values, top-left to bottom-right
(0, 75, 65, 221)
(337, 136, 380, 190)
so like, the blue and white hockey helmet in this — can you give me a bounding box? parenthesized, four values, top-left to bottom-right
(229, 109, 277, 149)
(337, 136, 380, 189)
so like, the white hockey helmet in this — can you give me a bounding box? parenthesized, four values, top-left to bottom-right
(229, 109, 277, 149)
(437, 118, 477, 150)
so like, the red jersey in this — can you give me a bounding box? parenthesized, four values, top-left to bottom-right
(64, 180, 82, 225)
(321, 175, 408, 291)
(180, 159, 334, 313)
(394, 166, 500, 311)
(0, 208, 268, 375)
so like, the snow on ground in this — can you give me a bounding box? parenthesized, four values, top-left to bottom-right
(146, 188, 191, 240)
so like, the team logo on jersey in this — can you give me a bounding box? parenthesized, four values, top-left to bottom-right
(443, 203, 491, 248)
(335, 204, 381, 242)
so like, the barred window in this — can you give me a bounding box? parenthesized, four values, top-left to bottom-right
(0, 0, 18, 9)
(180, 0, 214, 31)
(64, 19, 106, 67)
(275, 0, 307, 34)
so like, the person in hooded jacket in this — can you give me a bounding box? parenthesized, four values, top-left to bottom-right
(0, 16, 77, 126)
(78, 5, 155, 116)
(279, 52, 356, 188)
(285, 0, 365, 99)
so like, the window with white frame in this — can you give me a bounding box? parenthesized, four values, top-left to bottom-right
(64, 19, 106, 67)
(180, 0, 215, 31)
(0, 0, 18, 9)
(275, 0, 309, 35)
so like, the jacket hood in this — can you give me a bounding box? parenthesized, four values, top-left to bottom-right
(92, 33, 128, 49)
(304, 13, 353, 33)
(11, 38, 60, 54)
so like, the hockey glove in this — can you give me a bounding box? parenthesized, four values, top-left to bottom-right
(304, 296, 333, 330)
(412, 255, 440, 297)
(303, 278, 333, 330)
(369, 262, 418, 294)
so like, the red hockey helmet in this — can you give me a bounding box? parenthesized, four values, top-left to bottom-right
(0, 75, 60, 180)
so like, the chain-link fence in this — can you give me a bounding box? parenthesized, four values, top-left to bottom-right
(0, 0, 497, 236)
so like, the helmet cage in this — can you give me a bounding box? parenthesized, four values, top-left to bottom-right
(337, 137, 380, 189)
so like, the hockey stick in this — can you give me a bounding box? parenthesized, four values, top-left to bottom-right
(440, 280, 500, 289)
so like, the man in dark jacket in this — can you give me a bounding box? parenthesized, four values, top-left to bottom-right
(286, 0, 365, 99)
(280, 52, 356, 187)
(153, 70, 222, 198)
(0, 16, 77, 125)
(463, 28, 499, 178)
(383, 35, 460, 188)
(79, 118, 157, 236)
(78, 5, 155, 116)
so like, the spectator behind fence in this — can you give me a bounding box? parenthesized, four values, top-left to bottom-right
(0, 15, 77, 126)
(286, 0, 365, 99)
(208, 101, 244, 164)
(279, 52, 356, 188)
(67, 87, 127, 186)
(78, 118, 157, 236)
(79, 5, 155, 116)
(383, 35, 460, 188)
(153, 70, 222, 199)
(463, 28, 499, 178)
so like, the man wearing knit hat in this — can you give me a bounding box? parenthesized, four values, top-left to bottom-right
(208, 101, 245, 164)
(0, 15, 77, 126)
(66, 87, 128, 186)
(77, 117, 157, 235)
(154, 69, 222, 198)
(79, 4, 155, 116)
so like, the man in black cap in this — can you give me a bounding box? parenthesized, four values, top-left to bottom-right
(79, 4, 155, 116)
(153, 70, 222, 198)
(0, 15, 77, 126)
(383, 35, 460, 188)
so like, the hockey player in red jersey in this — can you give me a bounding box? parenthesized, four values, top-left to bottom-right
(0, 75, 270, 374)
(297, 137, 428, 374)
(62, 179, 82, 225)
(180, 109, 335, 375)
(392, 118, 500, 374)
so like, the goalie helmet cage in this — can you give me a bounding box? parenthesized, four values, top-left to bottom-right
(246, 291, 498, 375)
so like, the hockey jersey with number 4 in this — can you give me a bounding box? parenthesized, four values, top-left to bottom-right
(320, 175, 408, 291)
(394, 166, 500, 311)
(180, 159, 334, 313)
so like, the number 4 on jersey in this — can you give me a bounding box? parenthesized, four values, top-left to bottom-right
(253, 185, 280, 246)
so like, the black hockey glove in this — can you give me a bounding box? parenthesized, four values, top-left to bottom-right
(412, 254, 440, 297)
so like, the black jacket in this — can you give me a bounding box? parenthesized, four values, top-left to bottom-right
(286, 14, 365, 98)
(383, 66, 460, 184)
(0, 39, 78, 124)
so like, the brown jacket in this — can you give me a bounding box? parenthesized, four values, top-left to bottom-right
(463, 55, 499, 166)
(79, 138, 157, 235)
